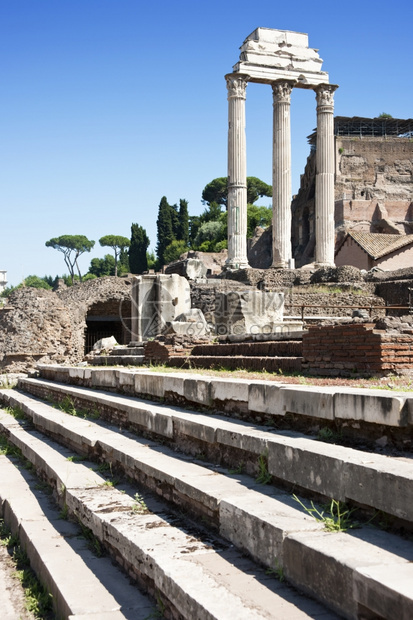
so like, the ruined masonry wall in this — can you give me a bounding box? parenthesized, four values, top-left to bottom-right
(302, 323, 413, 375)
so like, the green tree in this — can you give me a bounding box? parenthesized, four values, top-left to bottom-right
(163, 240, 188, 264)
(146, 251, 156, 270)
(202, 177, 272, 207)
(23, 275, 52, 290)
(89, 254, 116, 277)
(202, 177, 228, 207)
(156, 196, 174, 265)
(45, 235, 95, 284)
(189, 201, 224, 246)
(247, 204, 273, 237)
(129, 224, 150, 274)
(246, 177, 272, 205)
(99, 235, 130, 277)
(177, 199, 189, 244)
(194, 220, 225, 249)
(118, 247, 130, 274)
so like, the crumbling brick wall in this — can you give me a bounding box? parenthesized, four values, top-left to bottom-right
(302, 322, 413, 375)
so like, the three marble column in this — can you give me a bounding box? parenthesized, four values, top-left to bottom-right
(225, 74, 337, 269)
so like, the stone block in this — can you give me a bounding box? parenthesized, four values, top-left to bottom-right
(131, 274, 191, 341)
(283, 528, 413, 620)
(171, 411, 219, 444)
(281, 386, 335, 420)
(334, 390, 408, 426)
(344, 457, 413, 521)
(210, 377, 249, 404)
(216, 425, 269, 456)
(267, 437, 348, 501)
(214, 290, 284, 337)
(162, 373, 186, 398)
(219, 491, 322, 568)
(184, 377, 212, 406)
(90, 369, 118, 390)
(248, 380, 283, 414)
(134, 372, 165, 399)
(354, 562, 413, 620)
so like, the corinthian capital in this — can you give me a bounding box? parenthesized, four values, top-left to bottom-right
(315, 83, 338, 108)
(225, 73, 249, 100)
(272, 80, 295, 104)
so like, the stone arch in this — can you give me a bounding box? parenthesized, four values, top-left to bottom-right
(58, 277, 132, 360)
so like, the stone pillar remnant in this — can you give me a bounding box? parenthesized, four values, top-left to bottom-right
(271, 80, 295, 268)
(131, 274, 191, 342)
(315, 84, 338, 267)
(225, 73, 250, 269)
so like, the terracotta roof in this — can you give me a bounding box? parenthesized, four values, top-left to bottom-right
(346, 232, 413, 259)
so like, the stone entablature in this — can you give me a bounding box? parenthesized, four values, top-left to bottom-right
(234, 28, 328, 87)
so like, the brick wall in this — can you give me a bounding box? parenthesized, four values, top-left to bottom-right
(302, 323, 413, 375)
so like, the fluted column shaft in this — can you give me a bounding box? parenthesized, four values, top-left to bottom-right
(271, 80, 295, 268)
(315, 84, 338, 267)
(225, 73, 249, 269)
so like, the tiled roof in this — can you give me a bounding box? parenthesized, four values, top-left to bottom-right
(347, 231, 413, 259)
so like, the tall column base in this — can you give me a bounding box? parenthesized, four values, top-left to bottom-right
(314, 262, 335, 269)
(224, 258, 250, 270)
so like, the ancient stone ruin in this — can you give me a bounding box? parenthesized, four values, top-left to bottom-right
(225, 28, 337, 269)
(1, 26, 413, 620)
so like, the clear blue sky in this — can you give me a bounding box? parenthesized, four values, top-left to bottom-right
(1, 0, 412, 286)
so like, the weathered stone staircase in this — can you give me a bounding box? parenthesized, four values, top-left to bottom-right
(1, 365, 413, 619)
(89, 344, 145, 366)
(187, 337, 303, 372)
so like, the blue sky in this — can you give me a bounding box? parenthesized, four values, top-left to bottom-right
(1, 0, 412, 286)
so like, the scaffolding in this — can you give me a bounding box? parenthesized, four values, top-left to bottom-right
(308, 116, 413, 144)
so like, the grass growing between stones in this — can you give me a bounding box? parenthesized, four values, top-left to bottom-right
(256, 451, 272, 485)
(265, 559, 285, 582)
(144, 362, 413, 391)
(293, 494, 359, 532)
(3, 404, 26, 419)
(0, 519, 53, 619)
(0, 434, 22, 458)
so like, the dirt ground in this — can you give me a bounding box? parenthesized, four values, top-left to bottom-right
(0, 543, 37, 620)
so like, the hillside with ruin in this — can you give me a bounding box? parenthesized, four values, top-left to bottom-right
(291, 116, 413, 266)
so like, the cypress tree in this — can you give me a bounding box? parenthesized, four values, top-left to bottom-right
(156, 196, 174, 264)
(177, 199, 189, 245)
(170, 203, 180, 239)
(129, 224, 149, 274)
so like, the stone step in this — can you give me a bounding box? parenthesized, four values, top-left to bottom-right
(0, 455, 155, 619)
(110, 347, 144, 356)
(11, 377, 413, 524)
(182, 355, 302, 372)
(0, 409, 337, 620)
(191, 340, 303, 357)
(36, 365, 413, 447)
(1, 389, 413, 618)
(89, 355, 145, 366)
